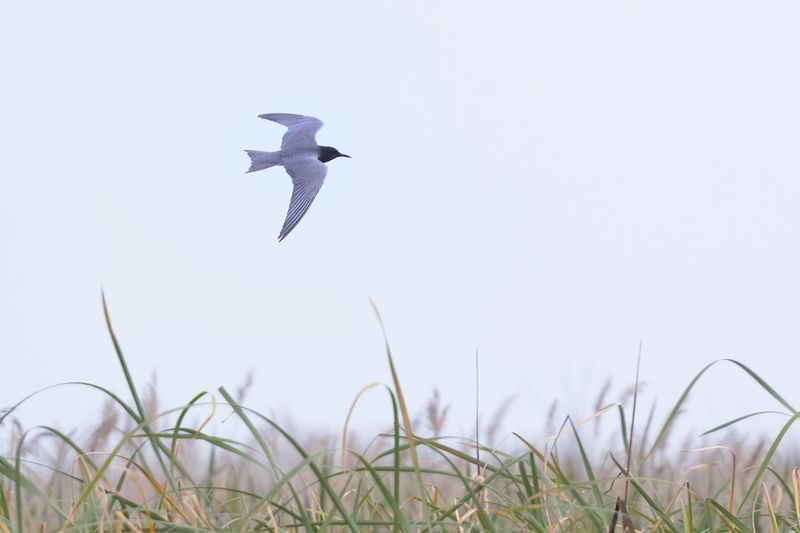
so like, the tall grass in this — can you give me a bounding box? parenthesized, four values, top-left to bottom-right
(1, 299, 800, 532)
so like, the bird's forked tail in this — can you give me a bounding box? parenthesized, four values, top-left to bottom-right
(245, 150, 281, 173)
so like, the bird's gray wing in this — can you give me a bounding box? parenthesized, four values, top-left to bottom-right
(259, 113, 324, 153)
(278, 156, 328, 241)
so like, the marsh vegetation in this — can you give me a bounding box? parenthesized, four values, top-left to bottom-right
(2, 300, 799, 532)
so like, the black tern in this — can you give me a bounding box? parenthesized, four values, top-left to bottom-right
(245, 113, 350, 241)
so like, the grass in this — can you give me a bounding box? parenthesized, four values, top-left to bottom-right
(2, 299, 800, 532)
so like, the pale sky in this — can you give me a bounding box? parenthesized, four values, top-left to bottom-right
(2, 1, 800, 442)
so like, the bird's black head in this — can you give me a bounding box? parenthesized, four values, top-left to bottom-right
(318, 145, 351, 163)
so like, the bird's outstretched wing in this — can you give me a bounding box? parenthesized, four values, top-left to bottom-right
(278, 156, 328, 241)
(259, 113, 324, 154)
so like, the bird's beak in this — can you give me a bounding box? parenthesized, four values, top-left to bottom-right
(341, 154, 351, 158)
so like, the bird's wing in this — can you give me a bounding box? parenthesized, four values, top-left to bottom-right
(259, 113, 324, 153)
(278, 156, 328, 241)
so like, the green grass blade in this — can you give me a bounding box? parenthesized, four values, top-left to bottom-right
(737, 410, 800, 512)
(700, 411, 788, 436)
(369, 299, 432, 530)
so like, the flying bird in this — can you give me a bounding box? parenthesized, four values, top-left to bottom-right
(245, 113, 350, 241)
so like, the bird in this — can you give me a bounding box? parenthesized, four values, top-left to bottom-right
(245, 113, 350, 241)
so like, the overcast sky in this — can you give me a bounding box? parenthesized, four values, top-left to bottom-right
(2, 1, 800, 442)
